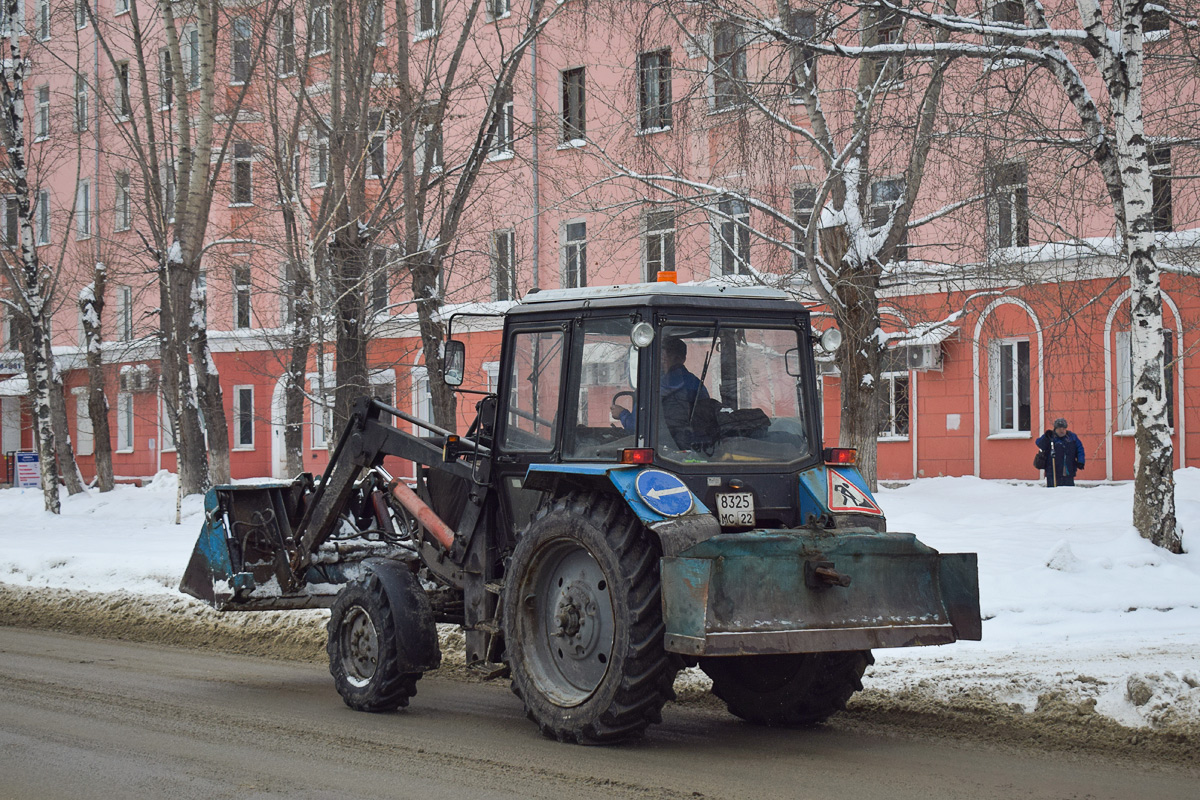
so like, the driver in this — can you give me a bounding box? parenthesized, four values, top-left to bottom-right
(611, 336, 708, 437)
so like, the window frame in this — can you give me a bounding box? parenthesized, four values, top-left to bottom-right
(492, 228, 517, 301)
(231, 17, 253, 85)
(75, 179, 91, 239)
(561, 66, 586, 143)
(117, 285, 133, 342)
(489, 86, 514, 158)
(115, 170, 131, 232)
(233, 385, 255, 449)
(36, 189, 50, 245)
(116, 391, 134, 452)
(75, 74, 89, 132)
(989, 338, 1031, 434)
(231, 141, 253, 206)
(416, 0, 439, 37)
(988, 161, 1029, 249)
(1149, 146, 1173, 233)
(562, 220, 587, 288)
(712, 21, 747, 110)
(233, 266, 252, 329)
(1115, 329, 1175, 433)
(115, 60, 132, 118)
(637, 49, 672, 132)
(715, 195, 750, 275)
(643, 209, 675, 281)
(35, 85, 49, 139)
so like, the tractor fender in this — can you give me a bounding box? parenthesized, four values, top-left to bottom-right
(523, 464, 719, 557)
(359, 558, 441, 673)
(797, 464, 887, 530)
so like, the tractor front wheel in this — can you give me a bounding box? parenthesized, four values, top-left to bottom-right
(327, 568, 428, 712)
(701, 651, 873, 727)
(503, 492, 677, 743)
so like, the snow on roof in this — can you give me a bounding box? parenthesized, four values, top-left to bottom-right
(517, 280, 790, 305)
(0, 374, 29, 396)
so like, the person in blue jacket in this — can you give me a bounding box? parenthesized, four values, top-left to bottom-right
(611, 336, 708, 441)
(1036, 417, 1085, 487)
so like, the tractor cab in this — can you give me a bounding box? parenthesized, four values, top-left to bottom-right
(448, 282, 847, 536)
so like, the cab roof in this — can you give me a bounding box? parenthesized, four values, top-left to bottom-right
(509, 281, 806, 318)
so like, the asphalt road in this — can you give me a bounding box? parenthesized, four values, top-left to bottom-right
(1, 627, 1195, 800)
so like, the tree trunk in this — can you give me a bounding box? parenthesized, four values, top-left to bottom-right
(1110, 31, 1181, 553)
(20, 324, 61, 513)
(48, 372, 85, 495)
(414, 257, 457, 430)
(332, 235, 370, 429)
(80, 270, 114, 492)
(835, 267, 883, 491)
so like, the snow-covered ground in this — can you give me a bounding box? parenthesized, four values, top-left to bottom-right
(1, 470, 1197, 732)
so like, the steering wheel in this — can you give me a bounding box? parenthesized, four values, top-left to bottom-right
(612, 391, 635, 410)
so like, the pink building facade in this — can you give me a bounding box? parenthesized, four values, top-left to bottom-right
(0, 1, 1196, 484)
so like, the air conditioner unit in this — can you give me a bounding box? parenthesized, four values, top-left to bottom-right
(906, 343, 943, 371)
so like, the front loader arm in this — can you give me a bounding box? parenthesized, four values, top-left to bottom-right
(290, 397, 475, 575)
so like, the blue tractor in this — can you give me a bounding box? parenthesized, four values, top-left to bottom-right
(181, 282, 980, 743)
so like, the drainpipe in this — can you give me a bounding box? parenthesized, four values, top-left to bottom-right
(529, 1, 539, 290)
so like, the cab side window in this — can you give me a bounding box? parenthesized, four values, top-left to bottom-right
(502, 329, 564, 452)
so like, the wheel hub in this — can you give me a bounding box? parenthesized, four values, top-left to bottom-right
(524, 541, 616, 705)
(341, 606, 379, 687)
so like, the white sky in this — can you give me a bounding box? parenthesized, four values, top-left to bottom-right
(1, 469, 1197, 730)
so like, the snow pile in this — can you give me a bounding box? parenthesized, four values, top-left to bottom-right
(1, 468, 1198, 732)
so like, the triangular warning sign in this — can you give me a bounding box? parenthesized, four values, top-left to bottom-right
(827, 469, 884, 516)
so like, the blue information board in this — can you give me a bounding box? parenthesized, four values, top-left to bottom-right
(634, 469, 693, 517)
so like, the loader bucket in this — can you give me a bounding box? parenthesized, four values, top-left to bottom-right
(179, 479, 333, 611)
(660, 527, 981, 657)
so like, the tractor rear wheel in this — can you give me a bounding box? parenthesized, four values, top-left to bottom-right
(503, 492, 677, 743)
(701, 651, 873, 726)
(327, 570, 424, 712)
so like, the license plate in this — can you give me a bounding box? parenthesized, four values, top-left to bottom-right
(716, 492, 755, 527)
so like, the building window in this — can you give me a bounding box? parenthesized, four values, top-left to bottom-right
(311, 378, 330, 448)
(234, 267, 252, 329)
(988, 162, 1029, 249)
(417, 0, 438, 36)
(561, 67, 586, 142)
(277, 12, 297, 76)
(416, 109, 441, 171)
(877, 349, 909, 438)
(1149, 146, 1172, 232)
(35, 85, 49, 139)
(115, 61, 131, 118)
(231, 17, 252, 84)
(185, 26, 201, 89)
(792, 185, 817, 271)
(117, 285, 133, 341)
(867, 4, 904, 85)
(990, 339, 1030, 433)
(492, 229, 516, 300)
(75, 0, 87, 29)
(232, 142, 253, 205)
(233, 386, 255, 448)
(75, 74, 88, 131)
(1145, 7, 1170, 36)
(159, 48, 174, 108)
(75, 392, 94, 457)
(368, 111, 387, 177)
(310, 1, 331, 54)
(563, 221, 587, 288)
(1116, 329, 1174, 431)
(311, 130, 329, 186)
(644, 210, 674, 281)
(37, 0, 49, 41)
(37, 190, 50, 245)
(789, 10, 817, 93)
(489, 86, 514, 156)
(487, 0, 510, 19)
(638, 49, 672, 131)
(870, 177, 908, 259)
(0, 195, 17, 247)
(716, 195, 750, 274)
(76, 179, 90, 239)
(712, 22, 746, 109)
(988, 0, 1024, 43)
(117, 392, 134, 451)
(115, 171, 131, 231)
(115, 0, 129, 14)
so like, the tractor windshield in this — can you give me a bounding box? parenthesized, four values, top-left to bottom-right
(655, 325, 813, 465)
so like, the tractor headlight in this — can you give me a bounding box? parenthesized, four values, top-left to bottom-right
(820, 328, 843, 353)
(631, 322, 655, 348)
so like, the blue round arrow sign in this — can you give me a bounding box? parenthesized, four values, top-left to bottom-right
(634, 469, 693, 517)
